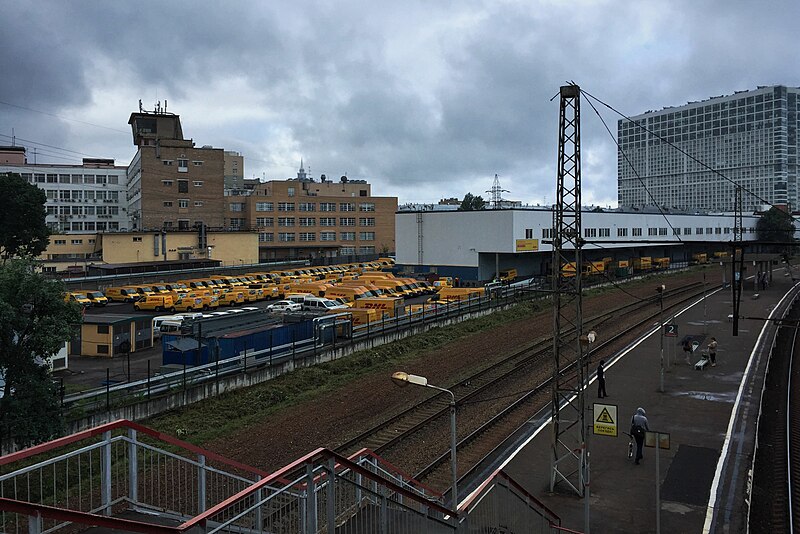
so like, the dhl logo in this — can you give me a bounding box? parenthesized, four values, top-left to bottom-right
(361, 302, 392, 309)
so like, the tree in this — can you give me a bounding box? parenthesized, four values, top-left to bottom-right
(756, 207, 795, 243)
(0, 172, 50, 262)
(459, 192, 486, 211)
(0, 260, 81, 446)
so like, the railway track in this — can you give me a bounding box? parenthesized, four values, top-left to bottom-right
(333, 280, 714, 498)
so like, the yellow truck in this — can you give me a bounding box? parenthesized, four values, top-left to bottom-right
(134, 294, 175, 312)
(352, 297, 405, 318)
(436, 287, 485, 302)
(64, 292, 92, 307)
(104, 287, 141, 303)
(78, 290, 108, 306)
(331, 307, 379, 326)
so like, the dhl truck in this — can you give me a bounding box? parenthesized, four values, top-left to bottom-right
(328, 307, 379, 325)
(632, 257, 652, 271)
(352, 297, 405, 318)
(653, 257, 671, 269)
(436, 287, 485, 302)
(692, 253, 709, 264)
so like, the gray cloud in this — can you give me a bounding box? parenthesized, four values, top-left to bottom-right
(2, 0, 800, 207)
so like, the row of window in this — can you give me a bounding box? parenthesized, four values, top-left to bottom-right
(254, 202, 375, 212)
(45, 190, 119, 201)
(258, 232, 375, 242)
(164, 200, 204, 208)
(46, 205, 119, 216)
(49, 221, 119, 232)
(252, 217, 375, 227)
(162, 180, 203, 192)
(539, 226, 756, 239)
(23, 173, 121, 185)
(52, 238, 97, 245)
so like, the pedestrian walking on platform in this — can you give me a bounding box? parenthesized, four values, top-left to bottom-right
(597, 359, 607, 398)
(630, 407, 649, 465)
(708, 337, 718, 367)
(682, 339, 693, 365)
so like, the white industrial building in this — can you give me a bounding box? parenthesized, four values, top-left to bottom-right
(0, 149, 129, 234)
(396, 208, 762, 281)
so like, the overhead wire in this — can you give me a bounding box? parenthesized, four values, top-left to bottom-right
(0, 100, 129, 134)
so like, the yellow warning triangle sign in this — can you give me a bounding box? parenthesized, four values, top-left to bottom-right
(596, 407, 615, 424)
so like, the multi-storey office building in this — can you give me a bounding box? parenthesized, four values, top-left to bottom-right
(127, 110, 226, 231)
(618, 85, 800, 212)
(0, 149, 129, 234)
(231, 169, 397, 261)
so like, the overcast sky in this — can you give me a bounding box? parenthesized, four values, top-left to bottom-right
(2, 1, 798, 207)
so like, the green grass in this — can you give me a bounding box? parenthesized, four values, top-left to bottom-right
(147, 298, 548, 445)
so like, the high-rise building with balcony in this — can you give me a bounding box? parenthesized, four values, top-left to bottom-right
(618, 85, 800, 212)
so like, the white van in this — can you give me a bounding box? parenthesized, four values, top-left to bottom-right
(302, 296, 349, 312)
(159, 320, 185, 337)
(152, 315, 182, 338)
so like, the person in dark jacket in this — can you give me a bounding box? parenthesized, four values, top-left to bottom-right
(631, 407, 650, 465)
(597, 359, 607, 398)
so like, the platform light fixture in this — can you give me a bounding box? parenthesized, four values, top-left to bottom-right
(391, 371, 458, 510)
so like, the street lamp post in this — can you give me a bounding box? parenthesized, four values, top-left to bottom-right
(391, 372, 458, 510)
(659, 288, 665, 391)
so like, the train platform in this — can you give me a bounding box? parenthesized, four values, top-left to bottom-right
(499, 268, 799, 533)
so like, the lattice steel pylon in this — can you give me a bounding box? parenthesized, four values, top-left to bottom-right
(732, 186, 744, 335)
(549, 84, 587, 496)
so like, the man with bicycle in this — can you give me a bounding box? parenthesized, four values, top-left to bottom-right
(630, 407, 650, 465)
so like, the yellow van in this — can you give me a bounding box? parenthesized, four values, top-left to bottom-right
(323, 285, 371, 303)
(134, 294, 175, 312)
(132, 286, 158, 299)
(78, 290, 109, 306)
(105, 287, 141, 303)
(352, 297, 405, 318)
(217, 290, 245, 306)
(187, 291, 220, 310)
(171, 294, 204, 313)
(64, 292, 92, 307)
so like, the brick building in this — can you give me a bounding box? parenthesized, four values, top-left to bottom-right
(228, 164, 397, 261)
(127, 108, 226, 231)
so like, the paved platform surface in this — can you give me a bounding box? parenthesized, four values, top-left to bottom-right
(501, 267, 798, 533)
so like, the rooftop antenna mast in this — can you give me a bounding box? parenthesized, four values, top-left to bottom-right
(550, 84, 587, 498)
(486, 174, 510, 209)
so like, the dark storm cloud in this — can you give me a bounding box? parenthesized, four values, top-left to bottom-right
(2, 0, 800, 205)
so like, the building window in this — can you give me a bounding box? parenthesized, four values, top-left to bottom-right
(658, 228, 667, 236)
(617, 228, 628, 237)
(230, 218, 245, 229)
(599, 228, 610, 237)
(696, 227, 703, 234)
(359, 217, 375, 227)
(163, 201, 173, 208)
(632, 228, 642, 236)
(287, 187, 295, 197)
(340, 232, 355, 241)
(359, 232, 375, 241)
(256, 202, 273, 212)
(163, 160, 174, 166)
(278, 217, 295, 227)
(179, 199, 189, 209)
(53, 239, 66, 245)
(299, 202, 316, 212)
(278, 202, 295, 211)
(230, 203, 245, 212)
(525, 228, 533, 239)
(340, 203, 355, 212)
(178, 180, 189, 193)
(192, 161, 203, 166)
(97, 325, 109, 334)
(161, 180, 173, 186)
(340, 217, 356, 226)
(299, 232, 316, 242)
(359, 246, 375, 253)
(256, 217, 274, 227)
(684, 228, 692, 235)
(320, 202, 336, 212)
(194, 201, 204, 207)
(321, 232, 337, 241)
(278, 232, 296, 242)
(71, 239, 82, 245)
(673, 228, 681, 235)
(340, 246, 355, 255)
(193, 181, 204, 187)
(177, 159, 188, 172)
(133, 236, 142, 242)
(300, 217, 316, 226)
(715, 227, 722, 234)
(584, 228, 597, 238)
(359, 202, 375, 212)
(258, 232, 274, 242)
(648, 228, 657, 236)
(542, 228, 553, 239)
(320, 217, 336, 226)
(178, 219, 190, 230)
